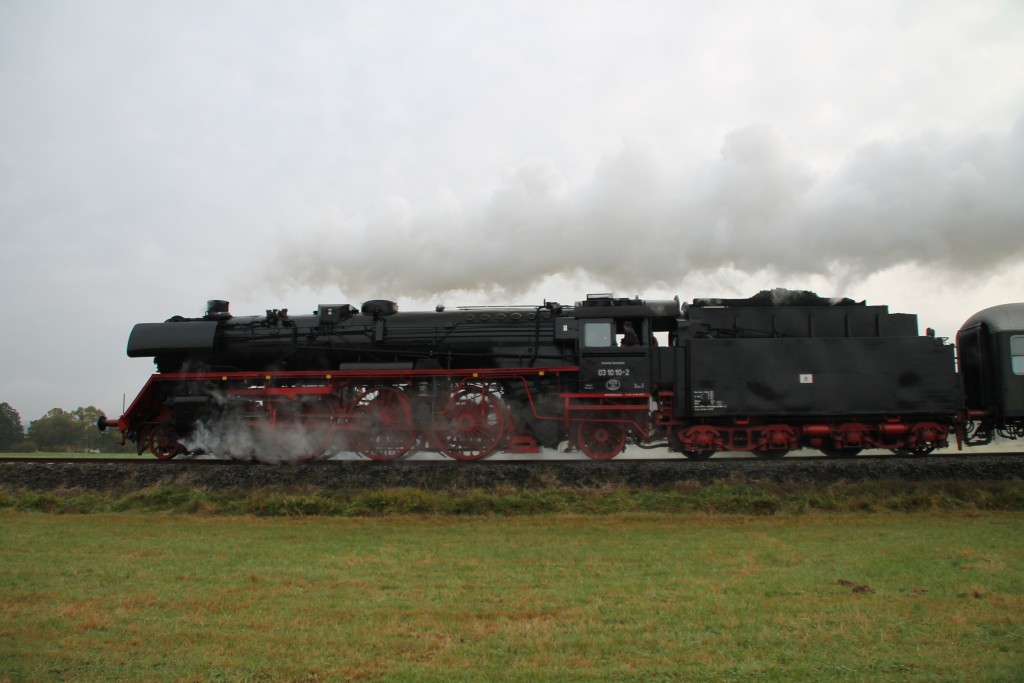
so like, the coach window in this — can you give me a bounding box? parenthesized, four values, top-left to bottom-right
(1012, 335, 1024, 375)
(582, 321, 614, 348)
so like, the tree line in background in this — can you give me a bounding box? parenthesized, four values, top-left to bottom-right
(0, 402, 130, 453)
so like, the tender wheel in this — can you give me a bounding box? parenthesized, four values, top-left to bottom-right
(350, 387, 416, 461)
(432, 386, 507, 461)
(677, 425, 720, 460)
(574, 421, 626, 460)
(755, 425, 797, 458)
(147, 423, 184, 460)
(821, 447, 862, 458)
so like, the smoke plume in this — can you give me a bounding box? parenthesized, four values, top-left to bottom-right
(264, 120, 1024, 301)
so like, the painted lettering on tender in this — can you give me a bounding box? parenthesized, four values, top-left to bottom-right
(693, 390, 727, 412)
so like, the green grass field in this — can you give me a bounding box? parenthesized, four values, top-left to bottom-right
(1, 511, 1021, 681)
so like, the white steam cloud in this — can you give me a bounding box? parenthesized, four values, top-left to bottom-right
(181, 418, 344, 464)
(264, 120, 1024, 301)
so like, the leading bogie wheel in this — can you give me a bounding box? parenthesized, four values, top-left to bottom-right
(147, 423, 185, 460)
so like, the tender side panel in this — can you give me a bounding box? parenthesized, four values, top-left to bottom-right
(686, 338, 959, 417)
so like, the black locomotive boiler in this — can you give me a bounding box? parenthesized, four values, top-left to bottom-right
(99, 290, 1024, 460)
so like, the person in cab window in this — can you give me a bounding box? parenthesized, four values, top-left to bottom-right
(621, 321, 640, 347)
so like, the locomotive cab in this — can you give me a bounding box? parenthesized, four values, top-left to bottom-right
(568, 295, 681, 395)
(577, 318, 651, 394)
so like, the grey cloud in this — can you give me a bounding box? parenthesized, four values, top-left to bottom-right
(264, 120, 1024, 301)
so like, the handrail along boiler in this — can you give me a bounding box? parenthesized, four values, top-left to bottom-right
(99, 291, 1024, 460)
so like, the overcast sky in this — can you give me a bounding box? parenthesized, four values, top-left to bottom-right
(2, 0, 1023, 425)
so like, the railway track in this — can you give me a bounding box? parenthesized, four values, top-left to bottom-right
(1, 451, 1023, 465)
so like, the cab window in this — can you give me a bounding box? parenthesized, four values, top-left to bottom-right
(1012, 335, 1024, 375)
(582, 321, 614, 348)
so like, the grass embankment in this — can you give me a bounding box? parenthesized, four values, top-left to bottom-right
(1, 479, 1022, 516)
(1, 512, 1021, 681)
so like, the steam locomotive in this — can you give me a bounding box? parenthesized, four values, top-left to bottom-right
(99, 291, 1024, 460)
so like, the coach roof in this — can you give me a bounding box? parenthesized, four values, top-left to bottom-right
(960, 303, 1024, 334)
